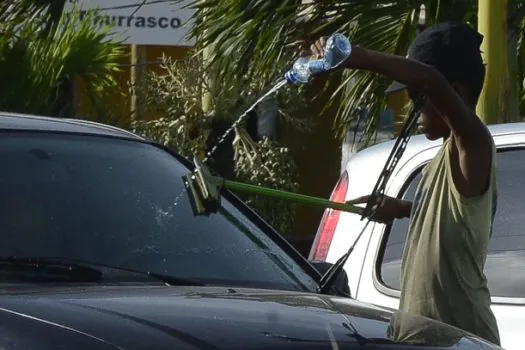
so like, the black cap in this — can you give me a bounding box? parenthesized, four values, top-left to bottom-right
(385, 21, 485, 95)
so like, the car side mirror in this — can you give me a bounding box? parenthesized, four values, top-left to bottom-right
(308, 260, 351, 297)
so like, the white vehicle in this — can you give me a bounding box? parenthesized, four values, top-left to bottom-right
(309, 122, 525, 350)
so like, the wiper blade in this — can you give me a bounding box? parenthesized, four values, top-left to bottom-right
(146, 272, 205, 287)
(318, 93, 427, 295)
(0, 256, 102, 282)
(361, 93, 427, 219)
(0, 256, 204, 286)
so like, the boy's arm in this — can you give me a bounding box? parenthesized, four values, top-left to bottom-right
(347, 47, 485, 142)
(343, 46, 492, 197)
(399, 200, 413, 219)
(346, 196, 412, 222)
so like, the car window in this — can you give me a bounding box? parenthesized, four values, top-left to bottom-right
(379, 148, 525, 298)
(380, 172, 421, 291)
(0, 132, 318, 292)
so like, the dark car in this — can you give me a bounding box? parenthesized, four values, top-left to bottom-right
(0, 112, 501, 349)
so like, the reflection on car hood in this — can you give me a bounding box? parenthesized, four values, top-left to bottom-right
(0, 285, 498, 349)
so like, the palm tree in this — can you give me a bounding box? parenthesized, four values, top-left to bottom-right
(0, 1, 125, 118)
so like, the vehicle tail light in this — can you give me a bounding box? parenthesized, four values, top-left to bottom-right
(309, 171, 349, 261)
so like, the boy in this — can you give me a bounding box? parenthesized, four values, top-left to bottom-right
(309, 22, 500, 345)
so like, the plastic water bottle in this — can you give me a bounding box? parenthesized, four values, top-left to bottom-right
(284, 33, 352, 85)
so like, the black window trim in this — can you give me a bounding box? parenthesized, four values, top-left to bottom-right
(0, 129, 325, 291)
(371, 144, 525, 306)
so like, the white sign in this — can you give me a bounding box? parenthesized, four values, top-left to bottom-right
(64, 0, 196, 46)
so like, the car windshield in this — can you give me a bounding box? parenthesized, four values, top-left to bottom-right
(0, 131, 318, 292)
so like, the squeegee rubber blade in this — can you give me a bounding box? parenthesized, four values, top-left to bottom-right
(182, 175, 209, 216)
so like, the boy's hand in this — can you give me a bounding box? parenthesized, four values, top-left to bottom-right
(308, 36, 368, 69)
(310, 37, 327, 59)
(346, 195, 411, 224)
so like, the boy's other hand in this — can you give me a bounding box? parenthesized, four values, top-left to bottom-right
(346, 195, 411, 224)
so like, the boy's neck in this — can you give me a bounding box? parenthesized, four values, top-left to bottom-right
(443, 130, 452, 142)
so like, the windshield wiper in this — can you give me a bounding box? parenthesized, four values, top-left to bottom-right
(145, 271, 205, 286)
(318, 93, 427, 295)
(0, 256, 204, 286)
(0, 256, 102, 282)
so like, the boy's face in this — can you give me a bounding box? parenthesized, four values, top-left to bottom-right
(418, 100, 449, 140)
(408, 89, 450, 141)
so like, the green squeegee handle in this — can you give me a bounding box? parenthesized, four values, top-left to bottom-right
(223, 179, 363, 215)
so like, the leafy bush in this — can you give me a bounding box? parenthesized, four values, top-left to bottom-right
(232, 128, 299, 234)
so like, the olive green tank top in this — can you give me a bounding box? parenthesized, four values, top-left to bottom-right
(398, 138, 500, 346)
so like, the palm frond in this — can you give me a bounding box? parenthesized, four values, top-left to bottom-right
(0, 0, 67, 37)
(309, 2, 422, 141)
(182, 0, 306, 89)
(0, 4, 125, 116)
(177, 0, 500, 142)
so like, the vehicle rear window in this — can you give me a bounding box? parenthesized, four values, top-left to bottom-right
(0, 131, 318, 292)
(380, 148, 525, 299)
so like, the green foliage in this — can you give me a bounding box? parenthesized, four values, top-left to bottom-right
(131, 53, 306, 234)
(0, 0, 66, 31)
(131, 54, 210, 159)
(177, 0, 525, 140)
(176, 0, 424, 142)
(132, 116, 207, 158)
(0, 1, 124, 116)
(233, 129, 299, 234)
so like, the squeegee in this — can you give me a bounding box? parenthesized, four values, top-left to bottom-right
(182, 157, 363, 217)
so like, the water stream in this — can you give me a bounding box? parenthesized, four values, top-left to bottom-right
(202, 79, 288, 164)
(173, 79, 288, 211)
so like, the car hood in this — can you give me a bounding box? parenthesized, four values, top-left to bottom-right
(0, 285, 498, 349)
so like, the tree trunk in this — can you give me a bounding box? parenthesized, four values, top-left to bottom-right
(476, 0, 511, 124)
(50, 77, 74, 118)
(507, 27, 520, 121)
(506, 1, 522, 121)
(130, 44, 147, 122)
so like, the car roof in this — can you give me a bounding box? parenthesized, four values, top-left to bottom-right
(0, 111, 144, 140)
(346, 122, 525, 169)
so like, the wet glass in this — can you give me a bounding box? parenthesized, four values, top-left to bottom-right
(0, 132, 318, 292)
